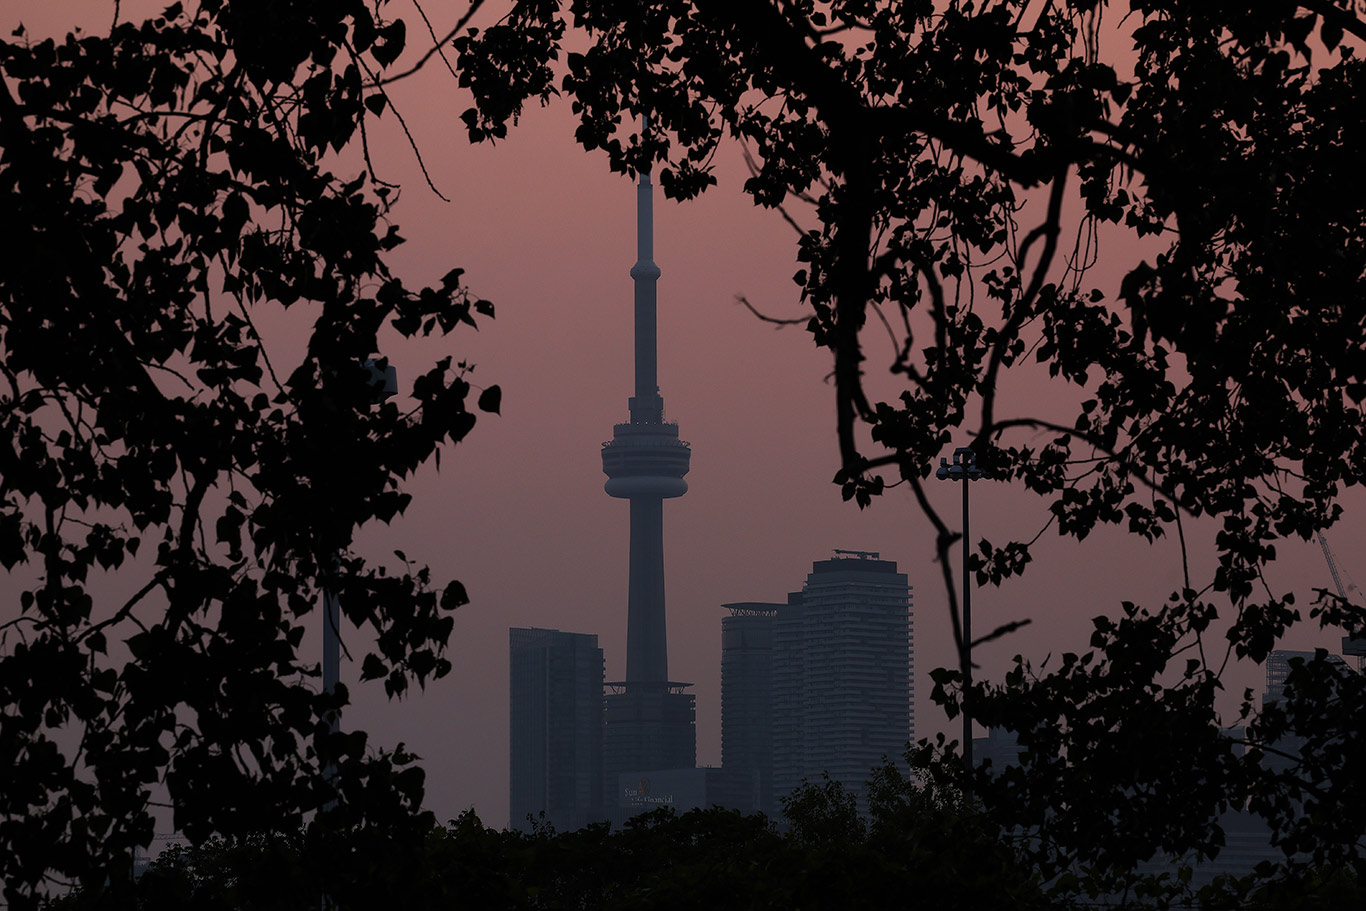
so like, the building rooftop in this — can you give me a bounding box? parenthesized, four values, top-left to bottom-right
(723, 602, 782, 616)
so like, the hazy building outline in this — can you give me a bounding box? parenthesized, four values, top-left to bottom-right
(722, 551, 912, 812)
(721, 601, 780, 814)
(508, 627, 605, 832)
(772, 551, 913, 805)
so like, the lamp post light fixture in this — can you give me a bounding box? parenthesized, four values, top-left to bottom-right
(936, 446, 985, 778)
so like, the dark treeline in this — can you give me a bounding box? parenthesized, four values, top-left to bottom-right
(47, 767, 1053, 911)
(49, 759, 1361, 911)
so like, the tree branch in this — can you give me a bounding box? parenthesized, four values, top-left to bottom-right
(979, 164, 1069, 440)
(907, 474, 971, 680)
(735, 295, 807, 326)
(370, 0, 486, 87)
(971, 618, 1034, 649)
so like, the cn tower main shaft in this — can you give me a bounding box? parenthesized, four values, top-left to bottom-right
(626, 497, 667, 682)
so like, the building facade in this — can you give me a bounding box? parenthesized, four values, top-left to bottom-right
(602, 682, 696, 802)
(720, 602, 781, 814)
(508, 628, 605, 832)
(771, 552, 913, 808)
(614, 766, 758, 817)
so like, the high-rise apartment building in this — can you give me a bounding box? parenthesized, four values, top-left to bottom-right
(770, 551, 913, 807)
(508, 628, 605, 832)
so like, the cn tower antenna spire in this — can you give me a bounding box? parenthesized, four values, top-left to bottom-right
(637, 117, 654, 263)
(629, 115, 663, 423)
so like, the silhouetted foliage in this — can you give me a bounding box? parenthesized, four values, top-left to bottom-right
(0, 2, 494, 906)
(449, 0, 1366, 903)
(52, 769, 1051, 911)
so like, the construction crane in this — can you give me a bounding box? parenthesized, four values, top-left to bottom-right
(1318, 531, 1366, 669)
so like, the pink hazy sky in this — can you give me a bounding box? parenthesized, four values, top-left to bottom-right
(6, 2, 1364, 830)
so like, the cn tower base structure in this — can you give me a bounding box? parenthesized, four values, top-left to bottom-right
(602, 681, 696, 784)
(600, 160, 696, 799)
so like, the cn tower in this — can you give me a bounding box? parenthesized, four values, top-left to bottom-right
(600, 133, 697, 782)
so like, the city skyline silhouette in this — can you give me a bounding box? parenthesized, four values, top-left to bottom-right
(4, 1, 1364, 835)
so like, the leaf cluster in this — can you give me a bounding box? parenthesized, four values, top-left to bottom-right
(0, 2, 493, 905)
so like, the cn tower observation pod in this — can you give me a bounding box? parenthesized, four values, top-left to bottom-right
(602, 420, 691, 499)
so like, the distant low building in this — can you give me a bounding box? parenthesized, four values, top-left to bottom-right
(611, 767, 759, 818)
(973, 727, 1023, 774)
(1135, 649, 1360, 887)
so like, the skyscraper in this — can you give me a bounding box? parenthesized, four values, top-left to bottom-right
(508, 628, 605, 832)
(721, 602, 781, 814)
(600, 143, 696, 792)
(771, 551, 912, 807)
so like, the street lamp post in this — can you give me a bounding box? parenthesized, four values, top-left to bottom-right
(936, 446, 984, 777)
(322, 358, 398, 733)
(317, 358, 396, 910)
